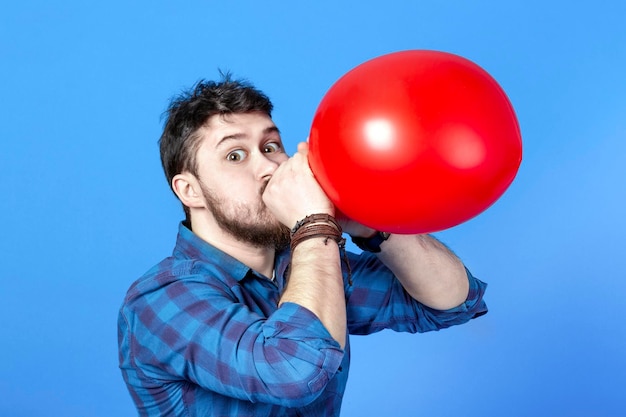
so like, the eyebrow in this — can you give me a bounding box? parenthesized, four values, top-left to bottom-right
(215, 126, 281, 149)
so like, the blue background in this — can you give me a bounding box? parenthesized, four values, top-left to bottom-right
(1, 1, 625, 416)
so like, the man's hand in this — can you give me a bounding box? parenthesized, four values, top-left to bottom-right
(263, 142, 335, 229)
(334, 211, 378, 239)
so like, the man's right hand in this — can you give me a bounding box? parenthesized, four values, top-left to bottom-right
(262, 142, 335, 229)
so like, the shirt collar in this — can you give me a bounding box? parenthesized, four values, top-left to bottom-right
(173, 222, 291, 283)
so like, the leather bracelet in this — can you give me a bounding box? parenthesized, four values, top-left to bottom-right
(290, 223, 345, 253)
(291, 213, 341, 234)
(289, 213, 353, 285)
(351, 231, 390, 253)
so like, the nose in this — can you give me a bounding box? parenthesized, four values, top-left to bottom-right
(257, 151, 288, 180)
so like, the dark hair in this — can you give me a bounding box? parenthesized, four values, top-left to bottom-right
(158, 73, 274, 218)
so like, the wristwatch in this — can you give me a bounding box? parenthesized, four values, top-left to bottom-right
(351, 231, 391, 253)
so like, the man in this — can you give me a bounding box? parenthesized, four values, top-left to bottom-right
(118, 75, 488, 416)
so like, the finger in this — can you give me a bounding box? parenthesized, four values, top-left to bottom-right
(297, 141, 309, 155)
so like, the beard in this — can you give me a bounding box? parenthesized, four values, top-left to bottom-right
(198, 180, 291, 250)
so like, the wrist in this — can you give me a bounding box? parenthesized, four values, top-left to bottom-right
(290, 213, 345, 253)
(291, 213, 341, 234)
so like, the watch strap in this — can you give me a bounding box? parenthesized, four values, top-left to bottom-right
(351, 231, 390, 253)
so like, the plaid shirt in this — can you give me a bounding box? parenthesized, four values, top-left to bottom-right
(118, 223, 487, 416)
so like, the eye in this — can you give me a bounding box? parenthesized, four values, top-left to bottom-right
(226, 149, 247, 162)
(263, 142, 282, 153)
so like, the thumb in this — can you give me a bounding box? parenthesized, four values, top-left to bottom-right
(297, 141, 309, 155)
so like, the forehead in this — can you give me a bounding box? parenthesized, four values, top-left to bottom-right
(199, 111, 278, 147)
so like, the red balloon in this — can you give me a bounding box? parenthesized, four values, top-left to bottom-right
(308, 50, 522, 234)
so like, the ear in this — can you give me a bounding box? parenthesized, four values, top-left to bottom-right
(172, 172, 205, 210)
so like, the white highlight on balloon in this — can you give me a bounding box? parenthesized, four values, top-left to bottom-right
(364, 119, 395, 150)
(438, 126, 487, 169)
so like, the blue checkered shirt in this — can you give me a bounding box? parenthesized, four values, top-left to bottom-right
(118, 223, 487, 416)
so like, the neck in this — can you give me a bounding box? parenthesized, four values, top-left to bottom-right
(190, 216, 276, 279)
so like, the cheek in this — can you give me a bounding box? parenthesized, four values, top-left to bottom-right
(228, 180, 263, 203)
(276, 153, 289, 164)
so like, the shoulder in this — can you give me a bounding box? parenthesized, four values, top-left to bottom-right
(121, 256, 239, 309)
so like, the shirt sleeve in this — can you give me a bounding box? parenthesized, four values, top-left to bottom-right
(118, 277, 344, 408)
(344, 251, 488, 335)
